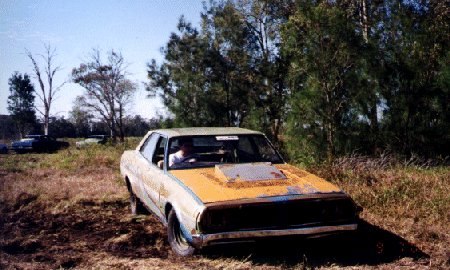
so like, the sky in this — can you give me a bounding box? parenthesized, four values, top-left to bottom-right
(0, 0, 204, 120)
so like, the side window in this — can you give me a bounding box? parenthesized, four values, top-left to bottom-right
(152, 136, 167, 166)
(253, 136, 282, 163)
(140, 133, 160, 162)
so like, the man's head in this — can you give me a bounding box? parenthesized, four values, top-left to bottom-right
(178, 137, 193, 155)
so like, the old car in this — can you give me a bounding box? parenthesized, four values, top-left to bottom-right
(120, 127, 361, 256)
(11, 135, 69, 153)
(76, 135, 109, 149)
(0, 143, 8, 154)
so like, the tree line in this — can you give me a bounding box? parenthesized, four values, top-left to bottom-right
(147, 0, 449, 163)
(5, 0, 448, 163)
(5, 47, 168, 142)
(1, 109, 166, 141)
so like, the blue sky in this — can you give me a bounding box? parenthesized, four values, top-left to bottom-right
(0, 0, 204, 119)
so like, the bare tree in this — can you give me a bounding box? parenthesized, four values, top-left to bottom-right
(26, 44, 65, 135)
(71, 49, 136, 143)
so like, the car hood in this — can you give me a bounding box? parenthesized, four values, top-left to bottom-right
(169, 163, 343, 204)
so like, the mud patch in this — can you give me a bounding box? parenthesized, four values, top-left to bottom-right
(32, 253, 57, 263)
(58, 257, 82, 269)
(0, 199, 170, 269)
(1, 239, 42, 254)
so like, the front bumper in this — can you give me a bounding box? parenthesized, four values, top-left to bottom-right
(191, 223, 357, 248)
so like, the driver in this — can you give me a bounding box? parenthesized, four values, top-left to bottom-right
(169, 138, 199, 167)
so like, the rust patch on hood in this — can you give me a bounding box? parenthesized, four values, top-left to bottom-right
(214, 163, 287, 183)
(169, 163, 342, 203)
(201, 171, 295, 189)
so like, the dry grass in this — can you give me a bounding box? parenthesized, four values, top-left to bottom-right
(309, 154, 450, 269)
(0, 144, 448, 269)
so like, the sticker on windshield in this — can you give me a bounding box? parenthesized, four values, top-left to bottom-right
(215, 135, 239, 141)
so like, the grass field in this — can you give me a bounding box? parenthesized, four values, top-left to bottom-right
(0, 139, 448, 269)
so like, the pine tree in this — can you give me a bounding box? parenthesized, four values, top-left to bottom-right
(7, 72, 37, 138)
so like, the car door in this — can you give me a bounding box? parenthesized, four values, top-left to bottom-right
(36, 136, 47, 151)
(138, 133, 167, 220)
(150, 136, 169, 210)
(46, 136, 56, 151)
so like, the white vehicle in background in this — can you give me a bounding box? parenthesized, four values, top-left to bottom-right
(76, 135, 109, 149)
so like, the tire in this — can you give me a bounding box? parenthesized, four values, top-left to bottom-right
(129, 190, 147, 215)
(167, 209, 195, 256)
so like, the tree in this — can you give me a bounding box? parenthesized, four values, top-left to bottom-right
(148, 1, 290, 142)
(377, 0, 450, 156)
(202, 2, 257, 127)
(7, 72, 37, 138)
(282, 1, 363, 161)
(48, 116, 76, 138)
(121, 115, 163, 137)
(148, 18, 225, 127)
(232, 0, 291, 144)
(0, 115, 18, 141)
(26, 44, 65, 135)
(72, 49, 137, 143)
(148, 0, 449, 161)
(69, 96, 94, 138)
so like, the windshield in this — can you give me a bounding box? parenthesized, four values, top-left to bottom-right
(25, 135, 42, 139)
(168, 135, 283, 169)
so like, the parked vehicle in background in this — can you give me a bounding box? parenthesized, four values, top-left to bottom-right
(76, 135, 109, 149)
(11, 135, 69, 153)
(120, 127, 361, 256)
(0, 143, 8, 154)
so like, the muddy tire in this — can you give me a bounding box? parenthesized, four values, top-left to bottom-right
(167, 209, 195, 256)
(129, 191, 147, 215)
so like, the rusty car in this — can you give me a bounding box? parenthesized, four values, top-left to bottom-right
(120, 127, 361, 256)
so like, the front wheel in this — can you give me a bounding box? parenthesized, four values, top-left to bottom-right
(167, 209, 195, 256)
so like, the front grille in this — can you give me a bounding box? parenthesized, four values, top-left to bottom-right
(200, 196, 357, 234)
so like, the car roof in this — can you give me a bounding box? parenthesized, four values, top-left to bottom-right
(26, 135, 46, 138)
(151, 127, 263, 138)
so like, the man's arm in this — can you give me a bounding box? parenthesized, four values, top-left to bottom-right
(180, 153, 200, 163)
(168, 153, 176, 167)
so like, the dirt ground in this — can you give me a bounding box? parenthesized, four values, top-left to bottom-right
(0, 150, 447, 269)
(0, 197, 432, 270)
